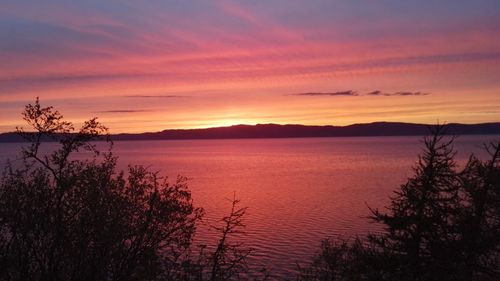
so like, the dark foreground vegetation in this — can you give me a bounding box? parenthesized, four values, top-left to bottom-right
(299, 127, 500, 281)
(0, 99, 253, 281)
(1, 99, 499, 280)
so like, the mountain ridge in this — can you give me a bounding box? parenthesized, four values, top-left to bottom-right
(1, 122, 500, 142)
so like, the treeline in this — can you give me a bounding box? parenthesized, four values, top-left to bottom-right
(1, 99, 499, 280)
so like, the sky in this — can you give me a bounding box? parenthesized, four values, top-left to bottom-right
(1, 0, 500, 133)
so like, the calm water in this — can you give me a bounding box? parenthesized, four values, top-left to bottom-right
(1, 135, 499, 278)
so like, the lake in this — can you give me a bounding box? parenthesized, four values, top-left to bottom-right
(1, 135, 499, 278)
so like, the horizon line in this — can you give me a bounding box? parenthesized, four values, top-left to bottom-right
(3, 120, 500, 135)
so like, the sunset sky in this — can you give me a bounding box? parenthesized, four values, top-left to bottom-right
(1, 0, 500, 133)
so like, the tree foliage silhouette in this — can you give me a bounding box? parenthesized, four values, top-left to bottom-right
(0, 99, 252, 281)
(369, 126, 462, 280)
(456, 142, 500, 279)
(300, 126, 500, 281)
(209, 195, 251, 281)
(178, 195, 253, 281)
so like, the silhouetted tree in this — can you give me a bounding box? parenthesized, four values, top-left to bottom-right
(208, 195, 251, 281)
(455, 142, 500, 280)
(0, 99, 203, 281)
(180, 195, 252, 281)
(369, 125, 462, 280)
(301, 126, 500, 281)
(0, 99, 256, 281)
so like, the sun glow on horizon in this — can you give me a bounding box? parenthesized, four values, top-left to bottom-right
(1, 1, 500, 133)
(195, 118, 261, 129)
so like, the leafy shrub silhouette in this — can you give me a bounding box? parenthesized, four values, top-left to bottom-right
(300, 126, 500, 281)
(0, 99, 251, 281)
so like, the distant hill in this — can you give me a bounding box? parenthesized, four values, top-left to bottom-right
(2, 122, 500, 143)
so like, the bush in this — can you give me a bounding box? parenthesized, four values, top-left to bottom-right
(0, 99, 252, 281)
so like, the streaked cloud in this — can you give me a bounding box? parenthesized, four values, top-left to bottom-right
(2, 51, 498, 95)
(292, 91, 358, 96)
(293, 91, 430, 97)
(123, 95, 190, 98)
(94, 109, 149, 113)
(366, 91, 430, 97)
